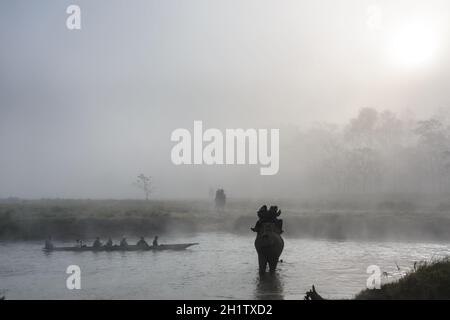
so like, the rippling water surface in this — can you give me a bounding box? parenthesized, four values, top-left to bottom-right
(1, 233, 450, 299)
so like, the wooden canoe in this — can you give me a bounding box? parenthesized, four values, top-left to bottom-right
(43, 243, 199, 252)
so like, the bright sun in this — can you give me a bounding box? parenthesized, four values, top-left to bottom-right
(388, 22, 439, 69)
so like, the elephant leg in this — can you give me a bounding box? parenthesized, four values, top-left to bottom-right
(268, 258, 279, 274)
(258, 254, 267, 275)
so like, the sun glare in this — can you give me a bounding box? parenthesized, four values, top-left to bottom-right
(387, 21, 439, 69)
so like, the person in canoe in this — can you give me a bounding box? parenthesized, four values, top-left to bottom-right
(152, 236, 159, 247)
(44, 236, 54, 250)
(105, 238, 113, 248)
(137, 236, 149, 248)
(76, 239, 86, 248)
(119, 237, 128, 248)
(93, 237, 102, 248)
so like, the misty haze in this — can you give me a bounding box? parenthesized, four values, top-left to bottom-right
(2, 0, 450, 301)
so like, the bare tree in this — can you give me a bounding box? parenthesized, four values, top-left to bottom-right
(134, 174, 152, 200)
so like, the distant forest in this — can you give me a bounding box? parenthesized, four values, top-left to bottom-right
(280, 108, 450, 195)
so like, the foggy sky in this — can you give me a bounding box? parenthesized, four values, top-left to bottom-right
(1, 0, 450, 199)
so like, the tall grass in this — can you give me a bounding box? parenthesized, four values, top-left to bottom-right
(356, 258, 450, 299)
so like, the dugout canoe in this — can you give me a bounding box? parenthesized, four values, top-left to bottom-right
(43, 243, 199, 252)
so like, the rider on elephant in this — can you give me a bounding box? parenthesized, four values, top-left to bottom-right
(251, 205, 283, 234)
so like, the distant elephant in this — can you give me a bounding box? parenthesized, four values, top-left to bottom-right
(254, 222, 284, 275)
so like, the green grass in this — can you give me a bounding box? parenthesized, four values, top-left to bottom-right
(355, 258, 450, 300)
(0, 199, 199, 240)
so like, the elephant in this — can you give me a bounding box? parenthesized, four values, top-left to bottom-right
(255, 272, 284, 300)
(254, 222, 284, 275)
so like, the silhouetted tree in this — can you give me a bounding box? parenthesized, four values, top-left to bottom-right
(414, 119, 449, 192)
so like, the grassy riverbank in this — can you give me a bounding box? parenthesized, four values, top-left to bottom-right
(355, 259, 450, 300)
(0, 199, 195, 240)
(2, 198, 450, 241)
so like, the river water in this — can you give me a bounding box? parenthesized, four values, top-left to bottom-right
(1, 232, 450, 299)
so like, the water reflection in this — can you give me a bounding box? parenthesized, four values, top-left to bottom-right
(254, 273, 284, 300)
(2, 235, 450, 299)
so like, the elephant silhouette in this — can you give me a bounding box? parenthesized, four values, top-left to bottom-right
(254, 222, 284, 275)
